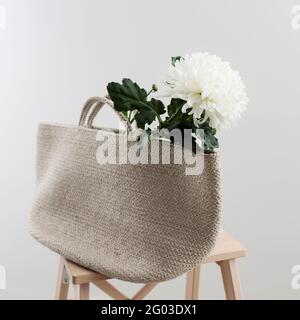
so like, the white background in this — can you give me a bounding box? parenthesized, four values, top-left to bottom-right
(0, 0, 300, 300)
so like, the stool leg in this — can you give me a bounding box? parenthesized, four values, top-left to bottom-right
(74, 283, 90, 300)
(218, 259, 243, 300)
(132, 283, 157, 300)
(185, 265, 201, 300)
(55, 257, 69, 300)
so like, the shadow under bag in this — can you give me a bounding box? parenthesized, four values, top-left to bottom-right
(30, 96, 221, 283)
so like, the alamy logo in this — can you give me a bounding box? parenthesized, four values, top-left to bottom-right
(292, 265, 300, 290)
(0, 5, 6, 30)
(96, 129, 205, 176)
(0, 265, 6, 290)
(291, 5, 300, 30)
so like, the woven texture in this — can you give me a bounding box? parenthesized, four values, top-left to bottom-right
(30, 99, 221, 283)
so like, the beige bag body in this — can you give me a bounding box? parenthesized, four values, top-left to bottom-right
(30, 97, 221, 283)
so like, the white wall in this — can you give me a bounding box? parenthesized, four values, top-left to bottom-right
(0, 0, 300, 300)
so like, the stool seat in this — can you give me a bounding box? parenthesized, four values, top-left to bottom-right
(64, 259, 109, 285)
(55, 230, 246, 300)
(205, 231, 246, 263)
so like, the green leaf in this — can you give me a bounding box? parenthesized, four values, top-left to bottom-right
(167, 98, 185, 117)
(203, 126, 219, 152)
(163, 121, 193, 132)
(134, 99, 165, 129)
(107, 79, 166, 129)
(135, 110, 156, 129)
(150, 98, 165, 115)
(171, 56, 183, 66)
(107, 79, 147, 112)
(162, 98, 190, 128)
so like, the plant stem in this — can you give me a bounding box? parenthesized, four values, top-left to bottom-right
(128, 111, 133, 122)
(156, 114, 163, 126)
(146, 89, 154, 97)
(122, 111, 132, 124)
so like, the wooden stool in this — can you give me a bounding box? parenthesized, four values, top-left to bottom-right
(55, 231, 246, 300)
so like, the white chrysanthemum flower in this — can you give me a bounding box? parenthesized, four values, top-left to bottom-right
(165, 53, 248, 130)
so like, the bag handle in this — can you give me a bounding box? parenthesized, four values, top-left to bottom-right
(78, 97, 102, 126)
(79, 96, 132, 131)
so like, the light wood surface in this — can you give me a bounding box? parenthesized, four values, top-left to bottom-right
(205, 231, 246, 263)
(55, 230, 246, 300)
(218, 259, 243, 300)
(185, 266, 201, 300)
(93, 279, 129, 300)
(74, 283, 90, 300)
(132, 283, 158, 300)
(63, 258, 109, 285)
(55, 257, 69, 300)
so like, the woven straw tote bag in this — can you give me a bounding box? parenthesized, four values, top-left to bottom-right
(30, 96, 221, 283)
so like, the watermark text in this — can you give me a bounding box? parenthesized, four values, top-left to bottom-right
(96, 129, 205, 176)
(0, 265, 6, 290)
(291, 5, 300, 30)
(0, 5, 6, 30)
(292, 265, 300, 290)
